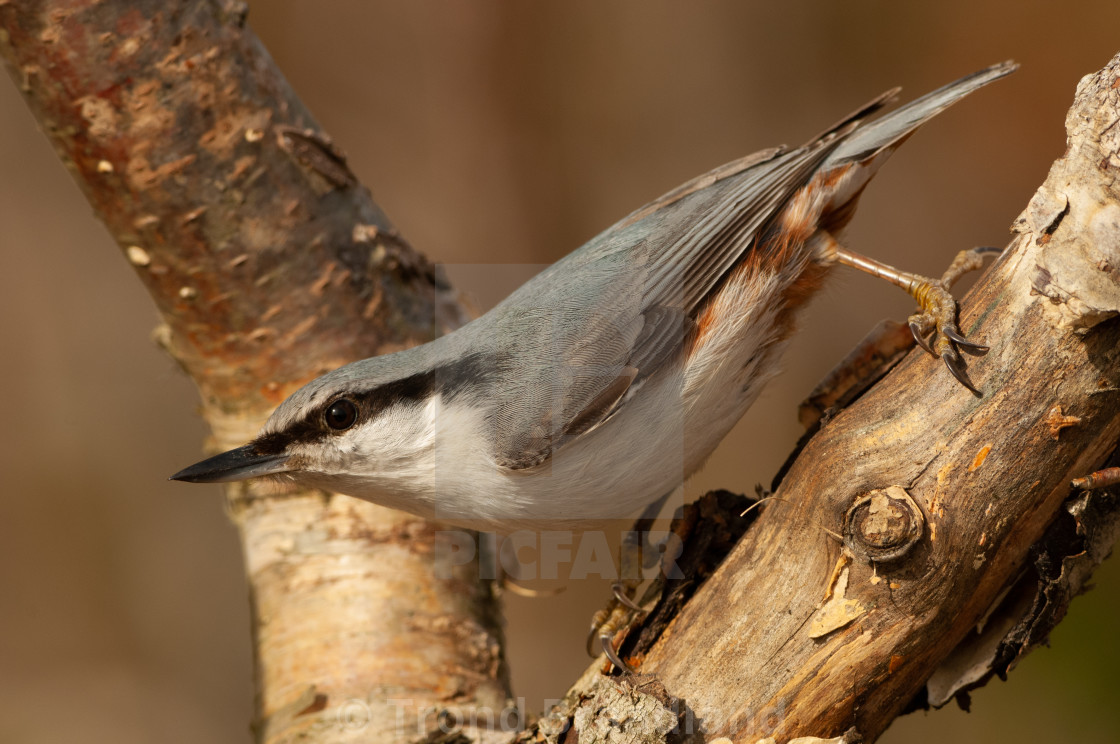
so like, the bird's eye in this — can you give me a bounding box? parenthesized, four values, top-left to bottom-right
(324, 399, 358, 431)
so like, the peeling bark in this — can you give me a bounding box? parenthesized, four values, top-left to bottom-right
(0, 2, 505, 743)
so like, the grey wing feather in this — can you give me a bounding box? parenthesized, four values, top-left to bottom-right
(641, 141, 840, 314)
(486, 143, 840, 470)
(628, 306, 696, 376)
(825, 61, 1017, 166)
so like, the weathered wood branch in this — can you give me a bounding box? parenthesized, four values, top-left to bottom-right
(538, 53, 1120, 744)
(0, 2, 507, 743)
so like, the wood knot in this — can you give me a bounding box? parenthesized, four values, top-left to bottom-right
(843, 486, 923, 562)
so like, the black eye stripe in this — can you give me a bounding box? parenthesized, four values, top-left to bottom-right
(250, 353, 494, 454)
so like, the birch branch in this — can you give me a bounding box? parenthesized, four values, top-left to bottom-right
(0, 2, 508, 743)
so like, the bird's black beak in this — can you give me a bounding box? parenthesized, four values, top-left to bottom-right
(170, 444, 291, 483)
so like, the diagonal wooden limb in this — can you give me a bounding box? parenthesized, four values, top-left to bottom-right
(605, 51, 1120, 742)
(0, 2, 506, 743)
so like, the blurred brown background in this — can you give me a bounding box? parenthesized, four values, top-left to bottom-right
(2, 1, 1119, 741)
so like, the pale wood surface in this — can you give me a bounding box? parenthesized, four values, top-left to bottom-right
(607, 51, 1120, 743)
(0, 3, 506, 743)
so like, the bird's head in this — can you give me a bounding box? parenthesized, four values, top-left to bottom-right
(169, 352, 454, 507)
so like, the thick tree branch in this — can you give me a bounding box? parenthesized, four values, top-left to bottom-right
(0, 2, 506, 743)
(546, 52, 1120, 744)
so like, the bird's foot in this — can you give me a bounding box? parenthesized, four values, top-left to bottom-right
(587, 523, 669, 673)
(587, 579, 656, 673)
(906, 246, 1000, 394)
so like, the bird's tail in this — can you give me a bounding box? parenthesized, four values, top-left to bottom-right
(822, 60, 1017, 168)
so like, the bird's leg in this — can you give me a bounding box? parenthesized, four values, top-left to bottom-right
(588, 493, 671, 672)
(823, 235, 999, 394)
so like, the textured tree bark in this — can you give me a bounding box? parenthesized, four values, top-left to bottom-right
(589, 52, 1120, 744)
(0, 2, 508, 743)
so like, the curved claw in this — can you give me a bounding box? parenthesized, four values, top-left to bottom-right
(973, 245, 1003, 256)
(587, 608, 609, 657)
(504, 581, 566, 598)
(942, 327, 989, 353)
(611, 582, 645, 612)
(600, 633, 634, 674)
(941, 349, 981, 396)
(586, 609, 613, 654)
(908, 319, 935, 356)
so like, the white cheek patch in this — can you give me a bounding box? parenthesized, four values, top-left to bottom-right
(312, 398, 440, 481)
(375, 399, 437, 461)
(277, 393, 504, 522)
